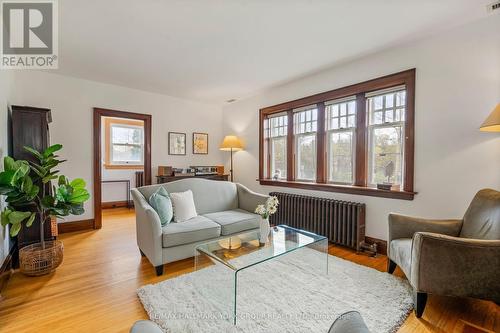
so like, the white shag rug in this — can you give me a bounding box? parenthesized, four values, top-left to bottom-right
(137, 249, 413, 333)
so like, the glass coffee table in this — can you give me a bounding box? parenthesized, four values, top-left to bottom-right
(194, 225, 328, 324)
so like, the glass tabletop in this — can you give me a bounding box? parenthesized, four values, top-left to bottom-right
(195, 225, 327, 272)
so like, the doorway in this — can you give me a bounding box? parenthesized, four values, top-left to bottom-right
(93, 108, 152, 229)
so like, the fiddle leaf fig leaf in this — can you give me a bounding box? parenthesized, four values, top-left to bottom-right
(21, 175, 33, 193)
(4, 156, 16, 171)
(25, 213, 36, 227)
(1, 209, 12, 227)
(0, 170, 15, 186)
(23, 146, 44, 160)
(69, 188, 90, 204)
(8, 211, 32, 225)
(43, 144, 63, 158)
(10, 222, 21, 237)
(70, 178, 86, 189)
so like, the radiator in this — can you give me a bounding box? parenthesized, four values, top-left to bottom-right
(269, 192, 366, 251)
(135, 171, 145, 188)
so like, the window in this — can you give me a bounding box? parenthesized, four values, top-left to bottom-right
(264, 113, 288, 179)
(294, 106, 317, 181)
(259, 69, 415, 200)
(325, 97, 356, 184)
(104, 118, 145, 169)
(367, 87, 406, 187)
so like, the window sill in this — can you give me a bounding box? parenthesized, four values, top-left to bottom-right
(104, 164, 144, 170)
(258, 179, 416, 200)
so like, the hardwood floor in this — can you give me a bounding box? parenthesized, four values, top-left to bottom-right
(0, 208, 498, 332)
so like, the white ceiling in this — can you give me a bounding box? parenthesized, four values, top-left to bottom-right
(57, 0, 491, 104)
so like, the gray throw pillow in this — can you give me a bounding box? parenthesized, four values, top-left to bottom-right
(148, 187, 173, 226)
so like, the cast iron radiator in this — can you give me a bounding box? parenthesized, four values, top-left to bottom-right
(135, 171, 145, 188)
(269, 192, 366, 251)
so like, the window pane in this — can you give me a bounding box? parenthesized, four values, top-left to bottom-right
(112, 145, 142, 163)
(328, 131, 353, 183)
(385, 93, 394, 108)
(296, 134, 316, 180)
(112, 126, 142, 145)
(271, 137, 287, 179)
(369, 126, 403, 186)
(373, 96, 383, 110)
(396, 91, 406, 107)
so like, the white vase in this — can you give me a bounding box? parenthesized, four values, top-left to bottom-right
(259, 217, 271, 245)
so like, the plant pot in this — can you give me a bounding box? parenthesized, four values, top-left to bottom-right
(19, 240, 64, 276)
(259, 217, 270, 246)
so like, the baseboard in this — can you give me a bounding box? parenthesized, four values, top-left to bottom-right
(58, 219, 95, 234)
(364, 236, 387, 255)
(101, 200, 133, 209)
(0, 246, 15, 299)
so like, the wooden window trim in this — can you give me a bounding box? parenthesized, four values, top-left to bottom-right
(104, 117, 145, 169)
(259, 69, 416, 200)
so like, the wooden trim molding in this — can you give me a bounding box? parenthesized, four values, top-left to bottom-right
(58, 219, 95, 234)
(364, 236, 388, 255)
(259, 69, 416, 200)
(93, 108, 152, 229)
(101, 200, 134, 209)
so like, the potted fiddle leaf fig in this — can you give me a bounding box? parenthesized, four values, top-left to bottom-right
(0, 144, 90, 276)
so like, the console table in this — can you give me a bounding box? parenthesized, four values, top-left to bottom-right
(156, 174, 229, 184)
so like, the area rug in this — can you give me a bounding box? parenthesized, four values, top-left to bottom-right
(137, 249, 413, 333)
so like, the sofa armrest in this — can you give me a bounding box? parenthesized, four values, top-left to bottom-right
(389, 213, 462, 244)
(131, 189, 163, 266)
(411, 232, 500, 302)
(236, 183, 270, 213)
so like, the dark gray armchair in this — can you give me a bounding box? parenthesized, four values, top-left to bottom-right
(388, 189, 500, 318)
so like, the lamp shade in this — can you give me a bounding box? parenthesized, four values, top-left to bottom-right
(219, 135, 244, 151)
(480, 103, 500, 132)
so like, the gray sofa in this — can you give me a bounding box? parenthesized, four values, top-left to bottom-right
(388, 188, 500, 318)
(131, 178, 269, 275)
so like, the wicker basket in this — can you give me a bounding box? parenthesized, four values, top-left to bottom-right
(19, 240, 64, 276)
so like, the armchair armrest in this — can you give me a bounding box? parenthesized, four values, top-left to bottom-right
(411, 232, 500, 302)
(131, 189, 163, 266)
(236, 183, 270, 213)
(388, 213, 462, 244)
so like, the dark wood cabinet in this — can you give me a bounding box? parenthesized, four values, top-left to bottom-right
(156, 174, 229, 184)
(11, 106, 54, 249)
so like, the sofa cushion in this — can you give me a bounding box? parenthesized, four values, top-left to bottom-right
(148, 187, 173, 226)
(389, 238, 412, 278)
(203, 209, 260, 236)
(170, 190, 197, 222)
(162, 216, 221, 248)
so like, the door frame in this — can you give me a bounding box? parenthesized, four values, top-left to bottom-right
(93, 108, 152, 229)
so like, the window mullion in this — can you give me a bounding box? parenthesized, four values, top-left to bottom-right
(286, 110, 294, 181)
(316, 102, 326, 183)
(354, 93, 367, 187)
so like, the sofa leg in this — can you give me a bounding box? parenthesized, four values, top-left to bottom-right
(139, 249, 146, 257)
(155, 265, 164, 276)
(414, 292, 427, 318)
(387, 259, 397, 274)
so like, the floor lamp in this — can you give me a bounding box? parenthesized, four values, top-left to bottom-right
(219, 135, 244, 182)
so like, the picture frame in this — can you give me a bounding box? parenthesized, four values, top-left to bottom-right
(168, 132, 186, 155)
(192, 132, 208, 154)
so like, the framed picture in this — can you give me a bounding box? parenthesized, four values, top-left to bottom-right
(168, 132, 186, 155)
(193, 132, 208, 154)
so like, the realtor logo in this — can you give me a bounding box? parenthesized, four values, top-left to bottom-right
(1, 0, 58, 69)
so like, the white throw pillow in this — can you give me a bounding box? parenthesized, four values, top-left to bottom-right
(170, 190, 198, 222)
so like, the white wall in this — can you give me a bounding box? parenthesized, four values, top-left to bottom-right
(0, 71, 13, 264)
(222, 16, 500, 240)
(10, 72, 225, 222)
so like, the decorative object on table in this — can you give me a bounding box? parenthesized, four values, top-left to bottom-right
(157, 166, 173, 177)
(0, 144, 90, 276)
(480, 103, 500, 132)
(168, 132, 186, 155)
(173, 168, 195, 176)
(219, 135, 244, 182)
(215, 165, 224, 175)
(190, 166, 218, 176)
(192, 132, 209, 154)
(376, 160, 400, 191)
(255, 196, 279, 245)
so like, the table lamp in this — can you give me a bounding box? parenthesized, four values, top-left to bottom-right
(480, 103, 500, 132)
(219, 135, 244, 182)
